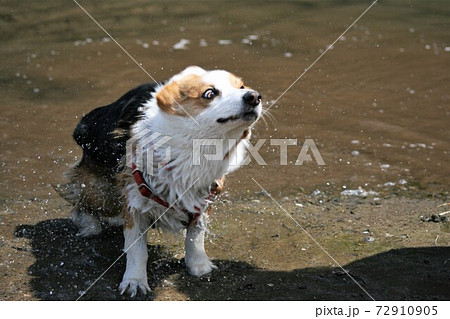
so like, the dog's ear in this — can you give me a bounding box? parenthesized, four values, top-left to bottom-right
(156, 81, 181, 114)
(180, 66, 206, 76)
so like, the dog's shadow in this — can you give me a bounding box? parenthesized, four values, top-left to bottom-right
(15, 219, 450, 300)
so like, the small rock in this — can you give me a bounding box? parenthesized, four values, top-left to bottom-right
(173, 39, 190, 50)
(421, 215, 447, 223)
(363, 236, 375, 243)
(312, 189, 322, 196)
(218, 39, 232, 45)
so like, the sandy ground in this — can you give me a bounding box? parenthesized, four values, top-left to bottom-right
(1, 190, 448, 301)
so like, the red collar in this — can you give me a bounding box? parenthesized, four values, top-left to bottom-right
(131, 163, 218, 213)
(131, 163, 172, 208)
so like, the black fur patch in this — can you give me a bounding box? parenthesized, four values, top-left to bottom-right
(73, 83, 159, 173)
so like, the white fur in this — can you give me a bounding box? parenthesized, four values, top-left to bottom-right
(119, 200, 151, 297)
(132, 68, 261, 212)
(119, 66, 261, 296)
(185, 214, 218, 276)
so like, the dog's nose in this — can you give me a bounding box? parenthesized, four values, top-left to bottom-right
(243, 91, 262, 107)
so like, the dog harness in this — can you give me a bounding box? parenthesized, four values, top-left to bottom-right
(131, 163, 218, 224)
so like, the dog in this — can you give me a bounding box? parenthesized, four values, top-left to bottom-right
(57, 66, 262, 297)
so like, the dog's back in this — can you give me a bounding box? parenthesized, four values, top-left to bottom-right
(73, 83, 159, 172)
(55, 83, 159, 236)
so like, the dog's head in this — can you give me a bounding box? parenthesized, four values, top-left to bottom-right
(155, 66, 262, 133)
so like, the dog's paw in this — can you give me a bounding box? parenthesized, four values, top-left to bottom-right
(186, 258, 218, 277)
(119, 278, 151, 297)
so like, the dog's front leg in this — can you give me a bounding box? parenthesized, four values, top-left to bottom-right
(119, 210, 151, 297)
(185, 214, 218, 277)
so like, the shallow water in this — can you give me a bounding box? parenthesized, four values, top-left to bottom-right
(1, 0, 449, 202)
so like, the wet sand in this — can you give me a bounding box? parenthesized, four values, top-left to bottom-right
(0, 1, 449, 300)
(1, 193, 449, 300)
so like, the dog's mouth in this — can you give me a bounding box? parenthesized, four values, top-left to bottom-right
(217, 111, 259, 124)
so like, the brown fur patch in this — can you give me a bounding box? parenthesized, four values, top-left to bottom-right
(112, 128, 128, 138)
(156, 81, 182, 115)
(205, 205, 214, 216)
(229, 73, 245, 89)
(123, 209, 134, 229)
(241, 128, 250, 140)
(214, 176, 226, 195)
(155, 74, 214, 116)
(58, 165, 122, 218)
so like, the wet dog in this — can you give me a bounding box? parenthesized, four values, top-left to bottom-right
(57, 66, 262, 296)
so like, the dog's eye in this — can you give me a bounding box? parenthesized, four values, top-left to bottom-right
(202, 88, 217, 99)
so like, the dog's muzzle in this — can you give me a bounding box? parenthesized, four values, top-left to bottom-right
(217, 90, 262, 123)
(243, 91, 262, 108)
(242, 90, 262, 121)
